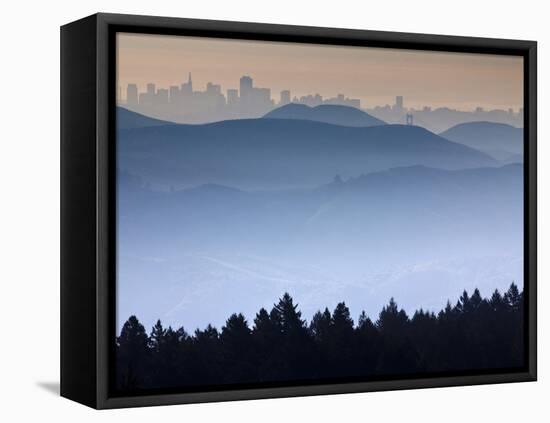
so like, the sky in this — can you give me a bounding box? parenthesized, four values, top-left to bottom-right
(117, 32, 524, 111)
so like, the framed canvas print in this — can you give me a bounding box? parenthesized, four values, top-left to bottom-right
(60, 13, 537, 409)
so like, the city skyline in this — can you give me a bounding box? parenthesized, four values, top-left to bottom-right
(117, 32, 523, 112)
(118, 74, 525, 114)
(120, 73, 362, 110)
(117, 72, 524, 131)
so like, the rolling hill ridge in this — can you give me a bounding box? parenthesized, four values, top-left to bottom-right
(263, 103, 385, 127)
(440, 121, 523, 162)
(118, 118, 497, 190)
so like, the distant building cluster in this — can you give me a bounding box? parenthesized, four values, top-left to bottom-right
(121, 74, 361, 124)
(366, 96, 524, 133)
(293, 93, 360, 109)
(126, 73, 237, 119)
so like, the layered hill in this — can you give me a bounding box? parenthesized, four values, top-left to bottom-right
(117, 107, 172, 130)
(119, 163, 523, 250)
(263, 103, 385, 127)
(118, 118, 497, 190)
(440, 121, 523, 162)
(117, 164, 524, 330)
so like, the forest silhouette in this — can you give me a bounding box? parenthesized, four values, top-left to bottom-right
(116, 283, 524, 392)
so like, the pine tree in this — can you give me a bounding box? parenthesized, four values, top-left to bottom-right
(327, 302, 356, 374)
(252, 307, 286, 381)
(220, 313, 254, 382)
(504, 283, 521, 311)
(377, 298, 408, 334)
(253, 308, 270, 331)
(332, 302, 354, 333)
(149, 319, 166, 353)
(355, 311, 380, 375)
(470, 289, 483, 310)
(438, 300, 454, 321)
(273, 292, 306, 334)
(357, 311, 370, 328)
(272, 293, 315, 378)
(455, 290, 471, 314)
(195, 324, 219, 343)
(116, 316, 149, 390)
(222, 313, 251, 344)
(489, 289, 505, 312)
(118, 315, 148, 349)
(310, 308, 332, 342)
(253, 308, 279, 340)
(376, 298, 416, 373)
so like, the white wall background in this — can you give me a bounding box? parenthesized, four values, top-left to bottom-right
(1, 0, 547, 420)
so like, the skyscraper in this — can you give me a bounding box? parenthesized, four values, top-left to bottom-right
(169, 85, 180, 104)
(280, 90, 291, 105)
(348, 99, 361, 108)
(239, 76, 254, 113)
(395, 96, 404, 111)
(227, 89, 239, 106)
(138, 83, 157, 106)
(181, 73, 193, 96)
(256, 88, 271, 104)
(206, 82, 222, 95)
(204, 82, 225, 110)
(240, 76, 253, 98)
(126, 84, 138, 106)
(156, 88, 169, 104)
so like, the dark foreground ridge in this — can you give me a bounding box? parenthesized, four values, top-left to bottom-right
(116, 283, 524, 393)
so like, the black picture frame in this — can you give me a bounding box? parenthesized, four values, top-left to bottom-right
(60, 12, 537, 409)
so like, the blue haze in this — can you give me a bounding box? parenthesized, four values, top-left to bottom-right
(116, 106, 523, 333)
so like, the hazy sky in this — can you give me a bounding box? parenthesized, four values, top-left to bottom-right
(117, 32, 523, 111)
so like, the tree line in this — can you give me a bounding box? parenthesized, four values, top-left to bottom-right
(116, 283, 524, 392)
